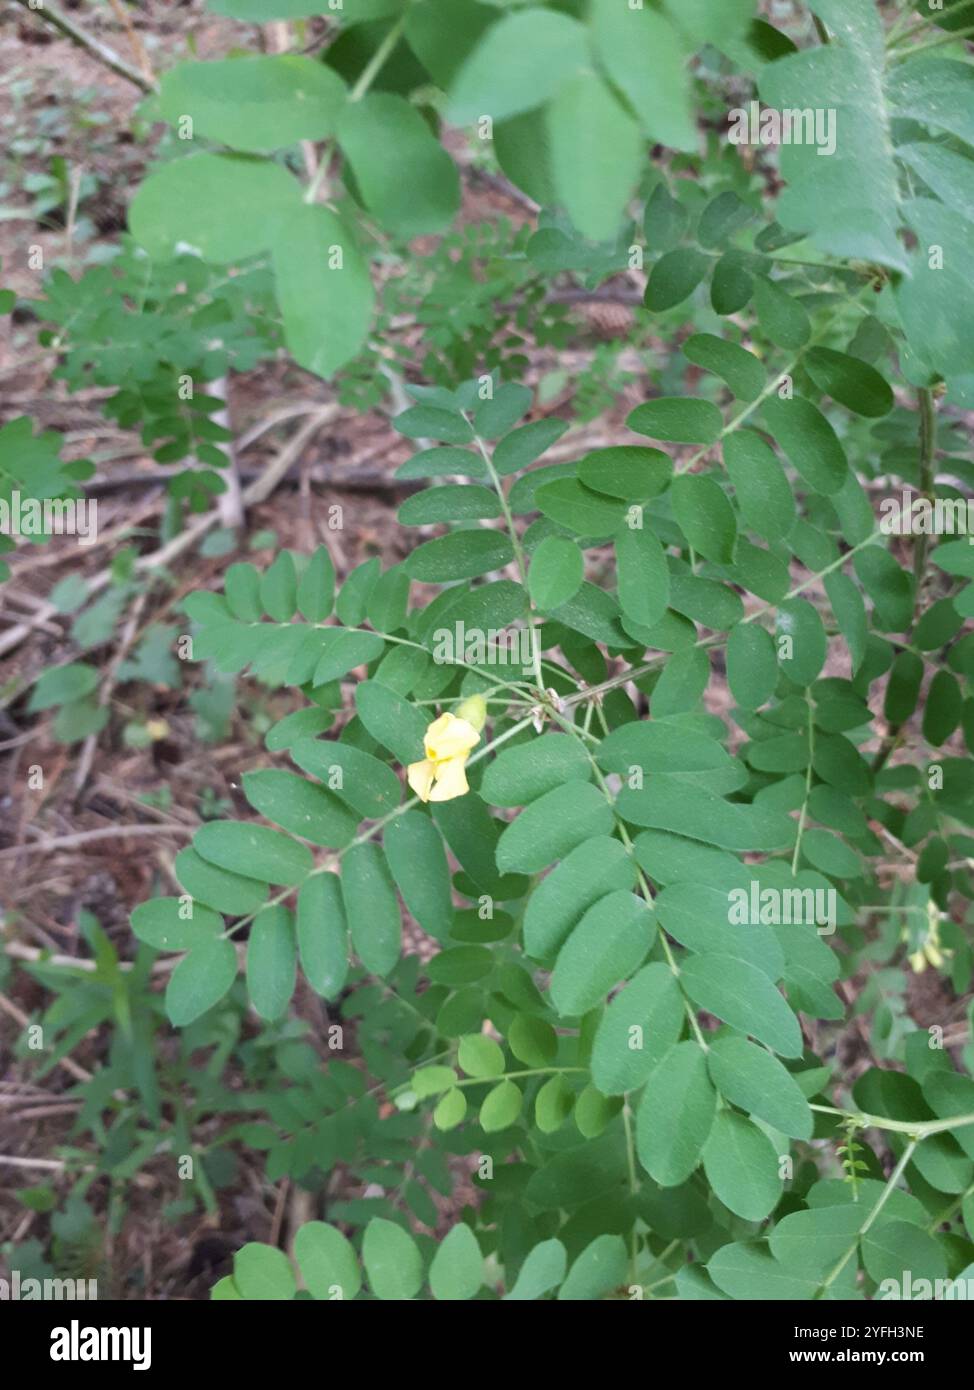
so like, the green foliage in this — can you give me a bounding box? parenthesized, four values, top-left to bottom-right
(34, 240, 277, 507)
(10, 0, 974, 1303)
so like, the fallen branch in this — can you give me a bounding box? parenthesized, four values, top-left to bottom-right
(0, 823, 193, 862)
(12, 0, 157, 94)
(0, 407, 336, 659)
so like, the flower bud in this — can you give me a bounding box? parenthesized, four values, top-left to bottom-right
(455, 694, 487, 732)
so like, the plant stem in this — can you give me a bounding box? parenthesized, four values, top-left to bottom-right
(449, 1067, 588, 1090)
(791, 701, 816, 875)
(914, 386, 938, 585)
(873, 386, 936, 772)
(350, 15, 407, 101)
(377, 630, 534, 700)
(466, 413, 546, 693)
(548, 705, 710, 1050)
(889, 23, 974, 61)
(675, 292, 870, 477)
(808, 1104, 974, 1139)
(816, 1140, 917, 1296)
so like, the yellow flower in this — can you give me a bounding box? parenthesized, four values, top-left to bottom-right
(909, 902, 946, 973)
(407, 698, 486, 804)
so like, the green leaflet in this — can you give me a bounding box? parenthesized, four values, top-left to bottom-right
(722, 428, 796, 539)
(129, 153, 301, 262)
(429, 1225, 483, 1301)
(546, 73, 642, 243)
(528, 535, 585, 610)
(707, 1035, 813, 1139)
(637, 1042, 716, 1186)
(337, 94, 460, 237)
(702, 1111, 782, 1221)
(762, 396, 848, 495)
(615, 525, 670, 628)
(194, 821, 313, 885)
(776, 599, 828, 686)
(447, 10, 588, 125)
(397, 484, 501, 527)
(804, 346, 893, 418)
(270, 203, 374, 379)
(495, 783, 614, 874)
(294, 1222, 361, 1301)
(590, 963, 684, 1096)
(591, 0, 697, 151)
(247, 905, 297, 1021)
(578, 446, 673, 501)
(557, 1235, 628, 1301)
(727, 624, 778, 709)
(679, 953, 803, 1057)
(166, 937, 238, 1027)
(523, 836, 636, 962)
(683, 333, 765, 400)
(233, 1244, 296, 1301)
(242, 769, 358, 848)
(480, 733, 591, 807)
(384, 810, 453, 940)
(645, 249, 710, 312)
(131, 898, 222, 953)
(670, 473, 738, 564)
(405, 530, 515, 581)
(753, 277, 810, 350)
(503, 1239, 567, 1301)
(354, 680, 428, 764)
(342, 843, 401, 977)
(159, 57, 347, 153)
(758, 0, 908, 272)
(535, 478, 627, 535)
(549, 890, 652, 1016)
(654, 882, 785, 979)
(628, 397, 723, 445)
(174, 848, 268, 917)
(615, 777, 796, 852)
(708, 1242, 821, 1301)
(297, 873, 348, 999)
(290, 739, 401, 820)
(362, 1219, 424, 1301)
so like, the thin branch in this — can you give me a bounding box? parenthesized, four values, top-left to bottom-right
(12, 0, 157, 94)
(0, 823, 193, 862)
(105, 0, 155, 85)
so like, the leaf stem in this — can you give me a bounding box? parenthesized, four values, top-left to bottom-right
(465, 412, 546, 693)
(889, 23, 974, 61)
(349, 15, 407, 101)
(816, 1139, 918, 1296)
(790, 700, 816, 875)
(808, 1103, 974, 1138)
